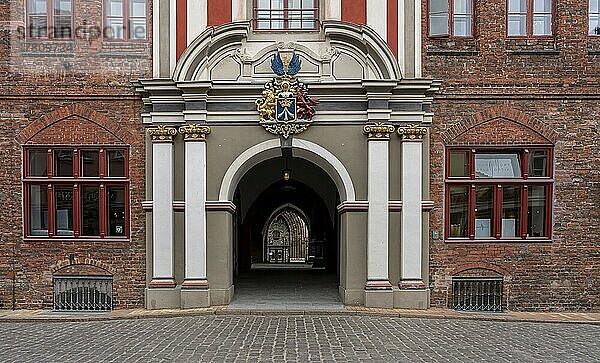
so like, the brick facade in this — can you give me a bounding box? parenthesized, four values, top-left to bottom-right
(0, 0, 150, 309)
(1, 0, 598, 312)
(424, 0, 600, 310)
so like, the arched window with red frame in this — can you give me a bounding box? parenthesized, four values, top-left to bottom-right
(445, 147, 553, 242)
(24, 146, 130, 240)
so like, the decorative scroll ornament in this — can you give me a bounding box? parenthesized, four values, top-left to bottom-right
(256, 52, 319, 139)
(397, 124, 428, 141)
(179, 124, 211, 141)
(147, 125, 178, 142)
(363, 122, 396, 140)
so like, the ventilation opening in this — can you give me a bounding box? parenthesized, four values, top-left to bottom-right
(452, 277, 503, 312)
(53, 275, 113, 311)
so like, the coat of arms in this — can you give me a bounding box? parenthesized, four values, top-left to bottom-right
(256, 52, 318, 138)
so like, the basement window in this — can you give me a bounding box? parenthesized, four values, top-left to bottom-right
(53, 275, 113, 311)
(452, 277, 504, 312)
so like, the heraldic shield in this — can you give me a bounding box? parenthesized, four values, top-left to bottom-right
(276, 96, 297, 122)
(256, 52, 318, 139)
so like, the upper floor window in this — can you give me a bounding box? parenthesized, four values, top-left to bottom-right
(24, 147, 129, 239)
(429, 0, 473, 37)
(590, 0, 600, 35)
(104, 0, 147, 40)
(445, 148, 553, 241)
(27, 0, 73, 39)
(507, 0, 553, 37)
(253, 0, 319, 31)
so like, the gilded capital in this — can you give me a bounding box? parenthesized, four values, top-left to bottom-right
(179, 124, 211, 141)
(397, 124, 428, 141)
(147, 125, 178, 143)
(363, 122, 395, 140)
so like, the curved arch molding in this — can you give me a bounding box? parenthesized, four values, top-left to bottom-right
(218, 138, 357, 202)
(173, 21, 401, 82)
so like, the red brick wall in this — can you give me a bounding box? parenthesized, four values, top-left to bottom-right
(424, 0, 600, 311)
(1, 101, 147, 310)
(0, 0, 150, 309)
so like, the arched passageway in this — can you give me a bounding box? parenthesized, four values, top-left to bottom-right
(230, 155, 343, 309)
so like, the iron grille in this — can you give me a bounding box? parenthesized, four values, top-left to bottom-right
(53, 275, 113, 311)
(452, 277, 503, 312)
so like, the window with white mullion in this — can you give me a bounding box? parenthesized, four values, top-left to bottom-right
(53, 0, 72, 38)
(533, 0, 552, 35)
(129, 0, 147, 39)
(105, 0, 147, 40)
(590, 0, 600, 35)
(453, 0, 473, 37)
(254, 0, 317, 30)
(429, 0, 449, 36)
(256, 0, 271, 30)
(508, 0, 528, 36)
(28, 0, 73, 39)
(106, 0, 125, 39)
(28, 0, 49, 38)
(271, 0, 284, 30)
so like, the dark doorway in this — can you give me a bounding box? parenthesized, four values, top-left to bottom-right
(232, 156, 341, 307)
(238, 178, 337, 272)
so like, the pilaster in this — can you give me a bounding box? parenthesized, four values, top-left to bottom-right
(363, 122, 395, 308)
(397, 124, 429, 309)
(146, 125, 179, 309)
(179, 124, 211, 308)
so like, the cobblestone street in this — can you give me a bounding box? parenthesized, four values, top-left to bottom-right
(2, 315, 599, 362)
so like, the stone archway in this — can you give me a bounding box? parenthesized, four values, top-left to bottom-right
(218, 138, 356, 203)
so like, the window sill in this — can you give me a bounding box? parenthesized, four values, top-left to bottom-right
(426, 37, 478, 56)
(444, 238, 552, 244)
(24, 237, 131, 243)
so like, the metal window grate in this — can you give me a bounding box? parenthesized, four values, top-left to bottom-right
(53, 276, 113, 311)
(452, 277, 503, 312)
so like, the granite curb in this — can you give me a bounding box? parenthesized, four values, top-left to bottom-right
(1, 307, 599, 325)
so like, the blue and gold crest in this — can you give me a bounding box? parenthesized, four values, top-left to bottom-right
(256, 52, 318, 138)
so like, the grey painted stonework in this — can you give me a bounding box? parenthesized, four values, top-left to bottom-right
(138, 21, 440, 310)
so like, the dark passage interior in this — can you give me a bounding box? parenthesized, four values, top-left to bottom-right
(231, 155, 342, 308)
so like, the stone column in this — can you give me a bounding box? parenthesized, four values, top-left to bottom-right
(363, 123, 395, 308)
(179, 124, 211, 308)
(398, 125, 429, 309)
(146, 125, 179, 309)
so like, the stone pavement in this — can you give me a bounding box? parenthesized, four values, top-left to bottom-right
(2, 306, 600, 325)
(2, 314, 599, 362)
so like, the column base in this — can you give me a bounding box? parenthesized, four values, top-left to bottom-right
(181, 289, 211, 309)
(364, 281, 393, 308)
(395, 280, 430, 309)
(339, 286, 365, 305)
(180, 279, 210, 308)
(145, 286, 180, 310)
(210, 285, 234, 305)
